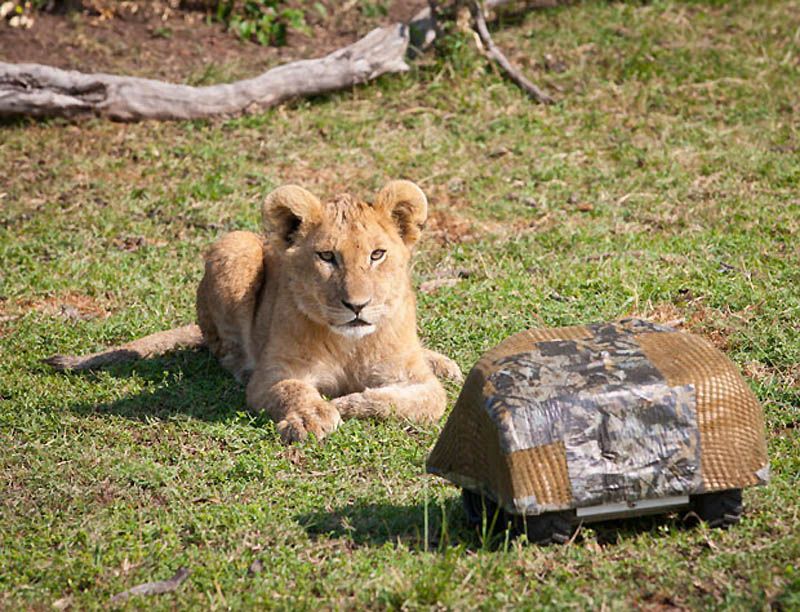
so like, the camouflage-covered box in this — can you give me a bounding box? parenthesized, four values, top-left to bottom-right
(426, 319, 769, 517)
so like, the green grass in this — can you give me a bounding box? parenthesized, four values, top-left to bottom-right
(2, 0, 799, 608)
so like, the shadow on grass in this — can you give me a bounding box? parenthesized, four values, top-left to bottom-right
(54, 350, 718, 550)
(586, 512, 704, 545)
(0, 115, 39, 129)
(297, 496, 476, 549)
(297, 496, 708, 550)
(61, 347, 253, 424)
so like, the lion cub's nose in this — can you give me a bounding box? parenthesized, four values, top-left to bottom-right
(342, 299, 370, 315)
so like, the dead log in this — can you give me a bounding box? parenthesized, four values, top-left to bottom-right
(0, 24, 410, 121)
(0, 0, 551, 121)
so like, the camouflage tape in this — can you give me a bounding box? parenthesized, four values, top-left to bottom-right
(484, 320, 703, 508)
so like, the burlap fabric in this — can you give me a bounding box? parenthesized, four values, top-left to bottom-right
(426, 319, 768, 515)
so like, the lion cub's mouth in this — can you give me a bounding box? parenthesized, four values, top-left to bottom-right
(346, 318, 372, 327)
(333, 317, 377, 339)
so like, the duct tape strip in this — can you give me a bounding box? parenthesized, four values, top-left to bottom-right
(484, 321, 703, 508)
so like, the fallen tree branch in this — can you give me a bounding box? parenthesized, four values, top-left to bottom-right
(470, 1, 554, 104)
(0, 24, 410, 120)
(0, 0, 553, 121)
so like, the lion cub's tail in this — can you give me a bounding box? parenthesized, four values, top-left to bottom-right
(44, 324, 205, 371)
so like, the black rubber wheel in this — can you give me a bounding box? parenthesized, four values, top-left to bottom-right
(462, 488, 494, 530)
(690, 489, 743, 528)
(521, 511, 574, 545)
(461, 489, 574, 545)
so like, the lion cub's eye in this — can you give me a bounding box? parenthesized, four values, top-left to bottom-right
(370, 249, 386, 262)
(317, 251, 336, 263)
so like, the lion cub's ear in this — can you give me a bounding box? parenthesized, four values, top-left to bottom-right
(374, 180, 428, 247)
(262, 185, 323, 248)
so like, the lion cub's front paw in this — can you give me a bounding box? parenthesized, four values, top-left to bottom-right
(425, 350, 464, 384)
(276, 400, 343, 444)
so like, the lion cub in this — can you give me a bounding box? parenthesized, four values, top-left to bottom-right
(47, 180, 462, 443)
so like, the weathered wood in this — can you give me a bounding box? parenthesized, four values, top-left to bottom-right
(0, 24, 410, 121)
(409, 0, 521, 52)
(471, 1, 554, 104)
(0, 0, 550, 122)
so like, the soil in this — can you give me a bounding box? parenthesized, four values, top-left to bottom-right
(1, 290, 116, 324)
(0, 1, 429, 82)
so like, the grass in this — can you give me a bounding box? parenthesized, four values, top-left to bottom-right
(1, 0, 799, 608)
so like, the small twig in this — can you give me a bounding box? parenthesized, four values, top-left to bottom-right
(566, 520, 583, 546)
(110, 568, 190, 604)
(470, 1, 554, 104)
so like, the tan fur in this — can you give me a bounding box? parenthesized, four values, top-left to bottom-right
(46, 180, 462, 443)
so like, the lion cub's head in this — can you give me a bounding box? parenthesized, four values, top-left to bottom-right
(262, 180, 427, 339)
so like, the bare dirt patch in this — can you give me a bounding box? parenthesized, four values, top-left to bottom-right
(2, 11, 279, 81)
(0, 291, 116, 337)
(426, 209, 474, 245)
(0, 1, 427, 81)
(18, 291, 116, 321)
